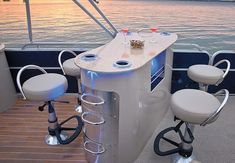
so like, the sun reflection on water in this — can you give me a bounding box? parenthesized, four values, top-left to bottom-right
(0, 0, 235, 52)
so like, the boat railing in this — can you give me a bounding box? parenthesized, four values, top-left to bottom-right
(173, 43, 205, 52)
(23, 0, 117, 50)
(72, 0, 118, 37)
(209, 50, 235, 65)
(21, 42, 105, 50)
(172, 45, 235, 69)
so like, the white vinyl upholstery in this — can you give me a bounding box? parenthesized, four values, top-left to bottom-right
(187, 64, 224, 85)
(22, 73, 68, 101)
(63, 58, 80, 77)
(171, 89, 221, 124)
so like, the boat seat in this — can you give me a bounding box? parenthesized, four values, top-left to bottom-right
(17, 65, 83, 145)
(187, 59, 230, 91)
(62, 58, 81, 76)
(171, 89, 221, 124)
(58, 50, 82, 113)
(154, 89, 229, 163)
(188, 65, 224, 85)
(22, 73, 67, 101)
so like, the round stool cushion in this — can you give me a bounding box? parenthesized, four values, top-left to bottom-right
(22, 73, 68, 101)
(171, 89, 221, 124)
(63, 58, 80, 77)
(187, 64, 224, 85)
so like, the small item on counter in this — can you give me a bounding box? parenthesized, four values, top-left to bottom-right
(130, 40, 145, 49)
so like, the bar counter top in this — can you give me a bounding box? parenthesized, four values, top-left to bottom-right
(75, 32, 177, 73)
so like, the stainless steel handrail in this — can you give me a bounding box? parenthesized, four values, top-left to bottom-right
(72, 0, 117, 38)
(200, 89, 229, 126)
(214, 59, 231, 85)
(16, 65, 47, 100)
(25, 0, 33, 43)
(21, 41, 105, 50)
(209, 50, 235, 65)
(23, 0, 118, 49)
(87, 0, 118, 35)
(173, 43, 204, 51)
(58, 50, 78, 75)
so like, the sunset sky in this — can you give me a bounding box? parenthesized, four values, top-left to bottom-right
(0, 0, 74, 4)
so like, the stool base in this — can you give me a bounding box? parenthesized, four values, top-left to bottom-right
(75, 96, 82, 113)
(172, 154, 196, 163)
(154, 121, 194, 158)
(44, 131, 68, 145)
(75, 105, 82, 113)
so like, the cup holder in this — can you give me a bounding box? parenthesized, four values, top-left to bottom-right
(113, 60, 132, 68)
(82, 112, 105, 125)
(160, 32, 171, 36)
(81, 54, 98, 61)
(84, 139, 106, 155)
(81, 94, 105, 106)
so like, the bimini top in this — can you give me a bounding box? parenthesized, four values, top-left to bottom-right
(75, 32, 177, 73)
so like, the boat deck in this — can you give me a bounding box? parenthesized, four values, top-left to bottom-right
(0, 96, 87, 163)
(134, 95, 235, 163)
(1, 95, 235, 163)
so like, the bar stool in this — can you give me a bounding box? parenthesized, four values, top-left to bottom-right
(154, 89, 229, 163)
(187, 59, 230, 91)
(58, 50, 82, 113)
(17, 65, 83, 145)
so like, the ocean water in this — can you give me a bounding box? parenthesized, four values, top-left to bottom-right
(0, 0, 235, 53)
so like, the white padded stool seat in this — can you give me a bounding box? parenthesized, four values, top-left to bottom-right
(171, 89, 221, 124)
(63, 58, 80, 77)
(22, 73, 68, 101)
(187, 64, 224, 85)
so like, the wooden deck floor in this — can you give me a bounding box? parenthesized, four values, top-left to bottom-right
(0, 96, 87, 163)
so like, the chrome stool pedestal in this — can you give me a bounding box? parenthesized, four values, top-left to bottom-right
(45, 131, 68, 146)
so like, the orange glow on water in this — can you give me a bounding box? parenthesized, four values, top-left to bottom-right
(0, 0, 69, 4)
(1, 0, 235, 52)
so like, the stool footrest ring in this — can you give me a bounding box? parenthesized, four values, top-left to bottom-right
(154, 121, 194, 157)
(49, 115, 83, 145)
(154, 127, 180, 156)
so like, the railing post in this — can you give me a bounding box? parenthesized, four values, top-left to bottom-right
(72, 0, 116, 38)
(25, 0, 33, 43)
(88, 0, 118, 36)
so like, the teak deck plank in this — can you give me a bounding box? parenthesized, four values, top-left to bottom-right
(0, 96, 87, 163)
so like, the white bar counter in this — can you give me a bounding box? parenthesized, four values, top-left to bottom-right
(75, 32, 177, 73)
(75, 32, 177, 163)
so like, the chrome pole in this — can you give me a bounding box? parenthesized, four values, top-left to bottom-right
(72, 0, 115, 38)
(88, 0, 118, 36)
(25, 0, 33, 43)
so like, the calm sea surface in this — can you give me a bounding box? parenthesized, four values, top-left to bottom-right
(0, 0, 235, 53)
